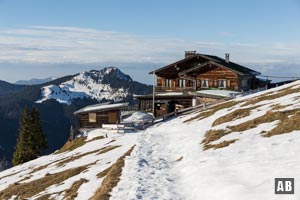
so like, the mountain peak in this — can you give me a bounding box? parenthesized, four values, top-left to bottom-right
(35, 67, 146, 105)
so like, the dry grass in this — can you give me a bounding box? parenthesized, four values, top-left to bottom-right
(0, 171, 20, 181)
(184, 101, 239, 123)
(272, 104, 291, 110)
(212, 105, 260, 126)
(203, 139, 238, 150)
(88, 136, 105, 142)
(202, 129, 229, 145)
(243, 86, 300, 106)
(97, 145, 121, 155)
(226, 109, 300, 136)
(105, 139, 116, 145)
(90, 146, 135, 200)
(228, 110, 295, 132)
(0, 165, 90, 199)
(176, 156, 183, 161)
(55, 137, 86, 154)
(64, 178, 88, 200)
(56, 149, 99, 167)
(263, 110, 300, 137)
(97, 166, 113, 178)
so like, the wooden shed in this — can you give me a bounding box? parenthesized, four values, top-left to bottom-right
(74, 102, 129, 129)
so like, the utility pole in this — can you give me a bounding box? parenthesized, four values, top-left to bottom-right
(152, 66, 155, 116)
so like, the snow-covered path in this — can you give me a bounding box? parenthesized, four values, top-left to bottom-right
(111, 124, 183, 200)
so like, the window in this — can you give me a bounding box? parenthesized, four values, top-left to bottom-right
(89, 113, 97, 123)
(178, 79, 186, 88)
(218, 79, 226, 88)
(201, 80, 209, 88)
(164, 79, 172, 87)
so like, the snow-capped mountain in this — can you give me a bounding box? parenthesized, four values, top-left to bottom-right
(15, 77, 56, 85)
(1, 81, 300, 199)
(35, 67, 143, 105)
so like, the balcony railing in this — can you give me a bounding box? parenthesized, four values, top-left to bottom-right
(155, 86, 195, 93)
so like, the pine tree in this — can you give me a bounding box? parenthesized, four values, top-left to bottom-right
(12, 107, 32, 166)
(30, 108, 48, 157)
(12, 107, 48, 166)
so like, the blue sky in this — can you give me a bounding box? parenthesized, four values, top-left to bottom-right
(0, 0, 300, 83)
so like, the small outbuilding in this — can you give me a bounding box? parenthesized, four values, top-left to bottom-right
(74, 102, 129, 129)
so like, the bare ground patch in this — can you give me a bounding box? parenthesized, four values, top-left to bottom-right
(184, 101, 240, 123)
(212, 105, 260, 126)
(203, 139, 238, 150)
(0, 164, 91, 199)
(90, 145, 135, 200)
(55, 137, 87, 154)
(243, 86, 300, 107)
(64, 178, 88, 200)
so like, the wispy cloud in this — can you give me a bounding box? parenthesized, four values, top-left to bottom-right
(0, 26, 300, 65)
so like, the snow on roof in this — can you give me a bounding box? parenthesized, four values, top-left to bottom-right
(195, 89, 241, 97)
(74, 102, 129, 115)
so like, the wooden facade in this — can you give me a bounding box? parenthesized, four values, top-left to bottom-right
(153, 52, 260, 92)
(74, 103, 128, 129)
(135, 94, 221, 117)
(76, 109, 121, 128)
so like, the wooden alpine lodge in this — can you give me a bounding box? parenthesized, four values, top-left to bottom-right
(135, 51, 264, 117)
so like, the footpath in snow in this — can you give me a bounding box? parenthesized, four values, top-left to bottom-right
(111, 122, 184, 200)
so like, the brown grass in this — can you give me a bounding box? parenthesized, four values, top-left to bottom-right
(263, 110, 300, 137)
(90, 146, 135, 200)
(203, 139, 238, 150)
(88, 136, 105, 142)
(272, 104, 291, 110)
(105, 139, 116, 145)
(0, 164, 90, 199)
(97, 166, 113, 178)
(212, 105, 260, 126)
(243, 86, 300, 106)
(176, 156, 183, 161)
(202, 129, 229, 145)
(56, 149, 99, 167)
(64, 178, 88, 200)
(228, 110, 295, 132)
(97, 145, 121, 155)
(55, 137, 86, 154)
(0, 171, 20, 181)
(184, 101, 239, 123)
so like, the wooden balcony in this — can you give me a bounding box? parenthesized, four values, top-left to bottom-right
(155, 86, 195, 93)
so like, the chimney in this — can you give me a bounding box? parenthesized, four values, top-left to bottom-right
(185, 51, 197, 58)
(225, 53, 230, 63)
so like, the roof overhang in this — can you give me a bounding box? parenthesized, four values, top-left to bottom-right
(74, 102, 129, 115)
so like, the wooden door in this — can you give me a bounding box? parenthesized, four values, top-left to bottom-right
(108, 112, 118, 124)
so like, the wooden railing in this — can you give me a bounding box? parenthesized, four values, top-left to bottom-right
(155, 86, 194, 93)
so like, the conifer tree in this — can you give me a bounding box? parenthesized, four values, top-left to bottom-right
(12, 107, 31, 166)
(12, 107, 48, 166)
(30, 107, 48, 156)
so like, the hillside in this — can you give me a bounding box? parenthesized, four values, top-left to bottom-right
(36, 67, 150, 105)
(0, 67, 151, 167)
(1, 81, 300, 199)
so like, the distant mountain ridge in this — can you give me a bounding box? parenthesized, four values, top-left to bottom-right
(35, 67, 139, 105)
(15, 77, 56, 85)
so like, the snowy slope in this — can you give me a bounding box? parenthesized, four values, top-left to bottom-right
(35, 67, 131, 105)
(1, 81, 300, 199)
(111, 80, 300, 200)
(0, 130, 137, 199)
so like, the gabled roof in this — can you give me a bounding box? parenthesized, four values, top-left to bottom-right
(74, 102, 129, 115)
(150, 53, 260, 76)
